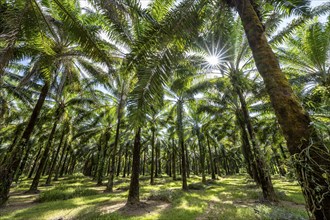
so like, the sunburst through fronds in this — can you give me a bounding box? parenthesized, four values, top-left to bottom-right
(200, 37, 230, 70)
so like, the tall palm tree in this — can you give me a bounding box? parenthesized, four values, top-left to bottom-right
(106, 75, 132, 192)
(225, 0, 330, 217)
(187, 102, 209, 183)
(26, 84, 96, 193)
(0, 0, 116, 205)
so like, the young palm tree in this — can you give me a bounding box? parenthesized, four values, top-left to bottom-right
(277, 18, 330, 104)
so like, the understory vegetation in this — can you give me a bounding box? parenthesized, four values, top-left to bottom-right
(0, 174, 308, 220)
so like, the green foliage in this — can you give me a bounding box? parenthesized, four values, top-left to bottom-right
(0, 175, 309, 220)
(188, 182, 206, 190)
(255, 205, 307, 220)
(1, 0, 330, 218)
(38, 185, 98, 202)
(148, 189, 181, 202)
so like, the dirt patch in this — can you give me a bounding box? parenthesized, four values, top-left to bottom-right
(233, 199, 259, 208)
(196, 201, 218, 220)
(115, 186, 129, 192)
(0, 192, 39, 213)
(279, 200, 305, 209)
(99, 200, 170, 216)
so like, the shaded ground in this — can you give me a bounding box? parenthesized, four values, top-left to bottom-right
(0, 174, 308, 220)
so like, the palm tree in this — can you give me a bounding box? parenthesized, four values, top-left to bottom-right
(187, 102, 209, 183)
(277, 18, 330, 106)
(26, 84, 96, 193)
(225, 0, 330, 217)
(106, 75, 132, 192)
(93, 0, 205, 205)
(147, 110, 166, 185)
(0, 0, 116, 205)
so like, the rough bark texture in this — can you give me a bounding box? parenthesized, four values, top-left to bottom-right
(126, 128, 141, 206)
(235, 0, 330, 218)
(234, 77, 277, 202)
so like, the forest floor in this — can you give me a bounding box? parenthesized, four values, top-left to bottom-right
(0, 174, 308, 220)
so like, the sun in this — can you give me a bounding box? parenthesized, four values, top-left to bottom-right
(205, 55, 219, 66)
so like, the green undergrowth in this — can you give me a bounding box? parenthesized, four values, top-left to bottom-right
(38, 185, 99, 202)
(0, 174, 308, 220)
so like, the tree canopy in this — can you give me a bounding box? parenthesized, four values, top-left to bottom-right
(0, 0, 330, 219)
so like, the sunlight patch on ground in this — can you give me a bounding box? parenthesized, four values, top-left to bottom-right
(0, 174, 309, 220)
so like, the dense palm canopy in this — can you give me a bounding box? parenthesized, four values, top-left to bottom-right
(1, 0, 330, 219)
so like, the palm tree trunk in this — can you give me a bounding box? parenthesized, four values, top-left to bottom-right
(0, 82, 49, 206)
(106, 95, 123, 192)
(28, 145, 43, 179)
(150, 128, 155, 184)
(221, 147, 229, 175)
(235, 77, 277, 201)
(1, 128, 21, 165)
(42, 157, 50, 176)
(26, 108, 61, 193)
(185, 143, 189, 178)
(197, 128, 206, 183)
(54, 137, 68, 181)
(278, 143, 287, 159)
(126, 128, 141, 206)
(64, 154, 71, 175)
(69, 155, 76, 175)
(96, 134, 105, 186)
(123, 147, 128, 178)
(14, 140, 33, 182)
(155, 141, 159, 178)
(238, 113, 258, 182)
(116, 144, 123, 177)
(235, 1, 330, 217)
(59, 147, 69, 177)
(212, 142, 221, 176)
(142, 149, 146, 176)
(207, 135, 216, 180)
(172, 138, 176, 181)
(127, 154, 131, 177)
(167, 149, 172, 177)
(177, 101, 188, 190)
(45, 128, 66, 185)
(158, 146, 162, 176)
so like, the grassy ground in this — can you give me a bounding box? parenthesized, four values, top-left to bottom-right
(0, 174, 308, 220)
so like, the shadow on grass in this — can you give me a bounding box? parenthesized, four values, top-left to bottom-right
(1, 174, 309, 220)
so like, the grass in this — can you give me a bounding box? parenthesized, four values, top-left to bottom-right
(0, 174, 309, 220)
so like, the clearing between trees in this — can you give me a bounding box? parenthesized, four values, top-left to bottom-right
(0, 174, 307, 220)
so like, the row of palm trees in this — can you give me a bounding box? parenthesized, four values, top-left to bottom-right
(1, 0, 329, 218)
